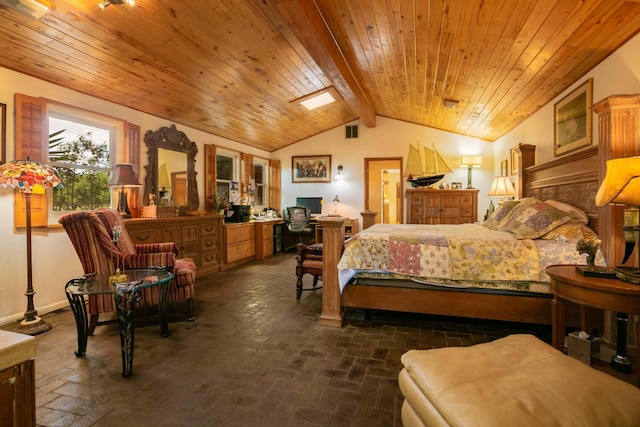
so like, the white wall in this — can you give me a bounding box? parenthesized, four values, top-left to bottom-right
(273, 116, 494, 223)
(494, 32, 640, 166)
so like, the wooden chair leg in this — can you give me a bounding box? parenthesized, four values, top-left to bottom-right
(296, 276, 304, 300)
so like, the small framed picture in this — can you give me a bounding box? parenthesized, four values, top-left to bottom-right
(451, 182, 462, 190)
(510, 147, 519, 175)
(500, 159, 508, 177)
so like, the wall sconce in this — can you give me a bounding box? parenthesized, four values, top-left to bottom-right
(107, 163, 141, 218)
(335, 165, 344, 181)
(460, 156, 482, 189)
(487, 176, 515, 204)
(98, 0, 135, 11)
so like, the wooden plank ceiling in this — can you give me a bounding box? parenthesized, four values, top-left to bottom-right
(0, 0, 639, 152)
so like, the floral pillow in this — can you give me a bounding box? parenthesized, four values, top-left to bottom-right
(483, 200, 520, 230)
(497, 198, 572, 239)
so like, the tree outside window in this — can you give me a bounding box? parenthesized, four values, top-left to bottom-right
(48, 116, 112, 211)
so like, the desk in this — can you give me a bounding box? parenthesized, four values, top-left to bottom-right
(547, 265, 640, 375)
(253, 219, 284, 259)
(315, 218, 360, 244)
(65, 268, 173, 377)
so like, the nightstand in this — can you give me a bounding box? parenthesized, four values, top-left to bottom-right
(547, 265, 640, 377)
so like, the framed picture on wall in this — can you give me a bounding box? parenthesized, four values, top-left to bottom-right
(0, 103, 5, 165)
(510, 146, 519, 175)
(292, 155, 331, 183)
(501, 159, 508, 176)
(554, 78, 593, 156)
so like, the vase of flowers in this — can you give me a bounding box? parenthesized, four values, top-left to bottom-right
(208, 193, 230, 216)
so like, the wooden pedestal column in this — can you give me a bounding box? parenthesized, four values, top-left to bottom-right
(318, 216, 347, 327)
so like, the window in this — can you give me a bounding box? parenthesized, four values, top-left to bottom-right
(15, 94, 139, 226)
(47, 105, 123, 221)
(216, 147, 239, 201)
(252, 157, 269, 210)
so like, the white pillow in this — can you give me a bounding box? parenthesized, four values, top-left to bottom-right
(544, 199, 589, 224)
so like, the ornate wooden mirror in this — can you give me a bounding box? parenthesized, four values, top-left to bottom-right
(143, 124, 199, 213)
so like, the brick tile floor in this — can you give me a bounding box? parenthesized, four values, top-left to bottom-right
(3, 253, 552, 426)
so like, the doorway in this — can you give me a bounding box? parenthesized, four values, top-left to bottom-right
(364, 158, 403, 224)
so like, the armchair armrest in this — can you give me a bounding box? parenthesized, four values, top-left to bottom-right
(134, 242, 178, 256)
(123, 252, 176, 269)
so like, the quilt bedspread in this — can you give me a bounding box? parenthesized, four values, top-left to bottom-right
(337, 223, 599, 292)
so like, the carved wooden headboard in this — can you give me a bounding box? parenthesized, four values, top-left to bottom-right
(523, 146, 599, 233)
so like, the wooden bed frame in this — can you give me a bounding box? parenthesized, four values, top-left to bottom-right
(318, 145, 600, 327)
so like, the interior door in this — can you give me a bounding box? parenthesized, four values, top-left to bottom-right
(364, 158, 403, 224)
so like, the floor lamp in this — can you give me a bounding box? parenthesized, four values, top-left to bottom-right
(0, 158, 63, 335)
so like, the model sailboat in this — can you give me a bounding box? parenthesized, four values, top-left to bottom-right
(405, 143, 452, 188)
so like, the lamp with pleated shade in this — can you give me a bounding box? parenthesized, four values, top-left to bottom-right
(487, 176, 516, 204)
(107, 164, 141, 219)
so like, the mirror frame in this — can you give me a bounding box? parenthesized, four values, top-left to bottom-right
(143, 124, 199, 212)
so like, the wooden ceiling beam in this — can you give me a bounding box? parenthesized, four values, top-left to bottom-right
(271, 0, 376, 127)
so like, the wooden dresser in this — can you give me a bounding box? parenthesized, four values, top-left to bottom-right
(124, 215, 223, 276)
(406, 189, 479, 224)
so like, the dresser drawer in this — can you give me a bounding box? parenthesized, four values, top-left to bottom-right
(227, 241, 255, 263)
(201, 252, 220, 270)
(200, 237, 218, 253)
(128, 228, 160, 244)
(226, 224, 255, 245)
(200, 223, 219, 238)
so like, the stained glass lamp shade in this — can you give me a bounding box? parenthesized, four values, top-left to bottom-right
(0, 159, 63, 335)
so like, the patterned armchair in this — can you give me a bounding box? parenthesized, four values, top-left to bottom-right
(59, 209, 196, 335)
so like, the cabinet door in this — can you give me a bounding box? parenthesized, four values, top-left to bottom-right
(459, 194, 475, 223)
(409, 194, 423, 223)
(161, 226, 181, 245)
(422, 195, 442, 224)
(0, 360, 35, 427)
(440, 196, 461, 224)
(181, 225, 199, 259)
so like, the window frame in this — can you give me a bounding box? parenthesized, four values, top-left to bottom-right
(252, 156, 269, 211)
(14, 94, 139, 226)
(215, 147, 240, 201)
(47, 104, 124, 222)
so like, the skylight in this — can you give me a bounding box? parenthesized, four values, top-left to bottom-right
(300, 92, 336, 110)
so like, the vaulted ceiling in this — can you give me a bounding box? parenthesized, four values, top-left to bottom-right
(1, 0, 640, 152)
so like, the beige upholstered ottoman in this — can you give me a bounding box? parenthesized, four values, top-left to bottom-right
(399, 334, 640, 427)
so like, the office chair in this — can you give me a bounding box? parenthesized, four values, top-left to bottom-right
(285, 206, 312, 252)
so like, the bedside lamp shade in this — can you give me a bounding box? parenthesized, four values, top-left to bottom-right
(107, 163, 141, 218)
(487, 176, 516, 204)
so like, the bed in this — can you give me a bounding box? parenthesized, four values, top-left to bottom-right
(317, 145, 601, 327)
